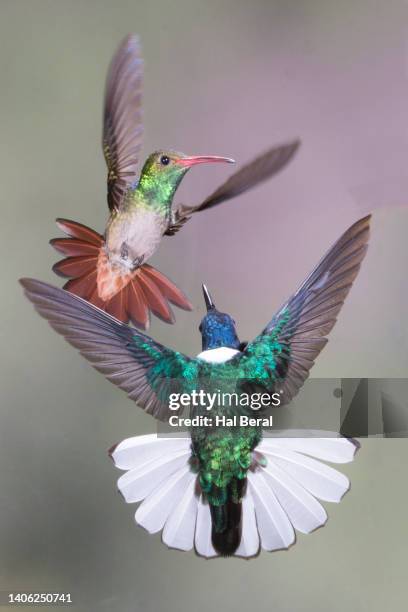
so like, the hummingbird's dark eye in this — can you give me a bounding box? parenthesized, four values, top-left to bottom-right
(160, 155, 170, 166)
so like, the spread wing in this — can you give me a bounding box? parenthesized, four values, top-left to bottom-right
(20, 279, 196, 422)
(234, 215, 371, 406)
(103, 34, 143, 212)
(167, 140, 300, 234)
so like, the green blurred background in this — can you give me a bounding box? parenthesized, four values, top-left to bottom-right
(1, 1, 408, 610)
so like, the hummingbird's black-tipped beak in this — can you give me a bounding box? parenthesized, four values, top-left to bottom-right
(202, 284, 215, 311)
(179, 155, 235, 168)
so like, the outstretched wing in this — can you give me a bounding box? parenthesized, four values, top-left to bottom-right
(234, 215, 371, 405)
(167, 140, 300, 234)
(103, 34, 143, 212)
(20, 279, 196, 422)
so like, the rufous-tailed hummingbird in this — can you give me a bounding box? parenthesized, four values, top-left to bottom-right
(51, 34, 300, 329)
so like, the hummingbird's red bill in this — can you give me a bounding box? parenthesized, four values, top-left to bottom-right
(178, 155, 235, 167)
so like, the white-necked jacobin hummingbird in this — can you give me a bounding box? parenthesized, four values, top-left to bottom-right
(50, 34, 300, 329)
(21, 215, 370, 557)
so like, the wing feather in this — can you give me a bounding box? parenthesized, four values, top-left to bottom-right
(236, 215, 371, 405)
(170, 140, 300, 230)
(103, 34, 143, 212)
(20, 279, 193, 422)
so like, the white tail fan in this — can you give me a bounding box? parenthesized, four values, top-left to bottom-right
(110, 433, 358, 558)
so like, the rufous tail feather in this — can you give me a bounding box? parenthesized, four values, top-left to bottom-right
(50, 218, 193, 329)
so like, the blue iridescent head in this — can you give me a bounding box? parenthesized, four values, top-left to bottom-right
(199, 284, 240, 351)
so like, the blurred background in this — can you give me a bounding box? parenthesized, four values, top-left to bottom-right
(1, 0, 408, 610)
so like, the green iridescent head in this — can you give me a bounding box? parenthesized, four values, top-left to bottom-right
(137, 150, 234, 208)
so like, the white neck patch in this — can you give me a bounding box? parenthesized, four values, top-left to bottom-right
(196, 347, 240, 363)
